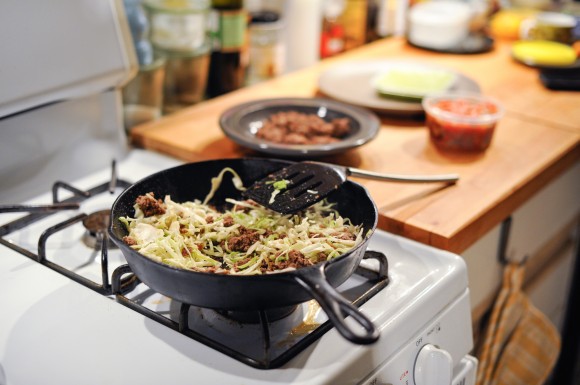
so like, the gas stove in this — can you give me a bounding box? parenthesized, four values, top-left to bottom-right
(0, 150, 477, 385)
(0, 2, 477, 383)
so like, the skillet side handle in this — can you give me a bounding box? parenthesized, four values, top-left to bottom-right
(294, 266, 380, 345)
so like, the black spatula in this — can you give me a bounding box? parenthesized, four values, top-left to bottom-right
(243, 161, 459, 214)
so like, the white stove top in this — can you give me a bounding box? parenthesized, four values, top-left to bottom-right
(0, 150, 474, 385)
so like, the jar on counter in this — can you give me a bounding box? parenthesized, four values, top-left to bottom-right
(156, 46, 210, 114)
(122, 57, 166, 130)
(142, 0, 211, 113)
(143, 0, 210, 53)
(246, 11, 284, 85)
(320, 0, 346, 58)
(123, 0, 154, 66)
(122, 0, 164, 132)
(339, 0, 368, 51)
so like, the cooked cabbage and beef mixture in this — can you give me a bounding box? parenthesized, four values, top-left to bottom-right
(255, 111, 351, 145)
(119, 169, 365, 275)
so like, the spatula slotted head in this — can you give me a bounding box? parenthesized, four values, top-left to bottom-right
(242, 163, 345, 214)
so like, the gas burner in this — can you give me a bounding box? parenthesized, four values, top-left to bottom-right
(112, 250, 390, 369)
(82, 209, 115, 249)
(217, 305, 298, 323)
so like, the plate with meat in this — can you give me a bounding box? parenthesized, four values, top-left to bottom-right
(219, 97, 381, 158)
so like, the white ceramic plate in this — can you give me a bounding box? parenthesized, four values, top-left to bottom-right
(318, 59, 480, 117)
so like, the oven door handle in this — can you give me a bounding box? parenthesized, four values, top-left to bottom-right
(0, 203, 80, 213)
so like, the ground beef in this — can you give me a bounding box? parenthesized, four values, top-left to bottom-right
(226, 227, 262, 252)
(267, 250, 316, 272)
(255, 111, 351, 145)
(222, 215, 234, 227)
(331, 117, 350, 137)
(333, 231, 357, 241)
(135, 193, 166, 217)
(287, 249, 313, 268)
(233, 200, 257, 213)
(122, 236, 137, 246)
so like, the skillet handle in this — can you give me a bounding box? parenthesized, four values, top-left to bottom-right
(294, 266, 380, 345)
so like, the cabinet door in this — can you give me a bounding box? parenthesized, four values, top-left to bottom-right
(464, 161, 580, 329)
(507, 162, 580, 264)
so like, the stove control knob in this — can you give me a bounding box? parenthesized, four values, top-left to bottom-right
(414, 344, 453, 385)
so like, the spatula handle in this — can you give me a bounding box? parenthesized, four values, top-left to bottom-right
(347, 167, 459, 184)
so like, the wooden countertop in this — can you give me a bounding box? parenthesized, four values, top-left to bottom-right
(131, 37, 580, 254)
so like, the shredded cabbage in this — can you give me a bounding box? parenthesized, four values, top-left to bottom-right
(119, 170, 366, 275)
(266, 178, 290, 204)
(203, 167, 246, 205)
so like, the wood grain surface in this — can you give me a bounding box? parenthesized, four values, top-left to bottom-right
(131, 37, 580, 253)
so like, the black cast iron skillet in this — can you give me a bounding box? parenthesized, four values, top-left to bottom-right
(109, 158, 379, 344)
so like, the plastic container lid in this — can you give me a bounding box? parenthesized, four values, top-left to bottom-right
(408, 0, 473, 49)
(422, 92, 504, 125)
(409, 0, 472, 27)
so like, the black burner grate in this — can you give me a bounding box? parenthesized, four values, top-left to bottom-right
(111, 251, 389, 370)
(0, 161, 132, 294)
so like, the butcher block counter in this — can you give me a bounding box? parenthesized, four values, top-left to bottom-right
(131, 37, 580, 255)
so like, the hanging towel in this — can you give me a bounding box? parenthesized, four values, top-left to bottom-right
(476, 263, 561, 385)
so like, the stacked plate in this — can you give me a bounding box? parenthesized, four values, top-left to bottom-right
(317, 60, 480, 117)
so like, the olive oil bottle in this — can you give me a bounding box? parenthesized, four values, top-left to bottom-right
(339, 0, 368, 51)
(206, 0, 248, 98)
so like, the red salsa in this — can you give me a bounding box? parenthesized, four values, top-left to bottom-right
(426, 98, 500, 151)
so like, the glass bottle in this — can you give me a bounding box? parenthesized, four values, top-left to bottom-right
(339, 0, 368, 51)
(123, 0, 154, 66)
(206, 0, 249, 98)
(320, 0, 346, 58)
(246, 10, 284, 85)
(142, 0, 211, 114)
(366, 0, 380, 43)
(122, 0, 165, 132)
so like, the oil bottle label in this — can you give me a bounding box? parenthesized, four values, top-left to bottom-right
(150, 12, 207, 51)
(209, 9, 247, 52)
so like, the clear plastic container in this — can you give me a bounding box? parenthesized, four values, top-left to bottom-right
(408, 0, 472, 50)
(422, 92, 504, 152)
